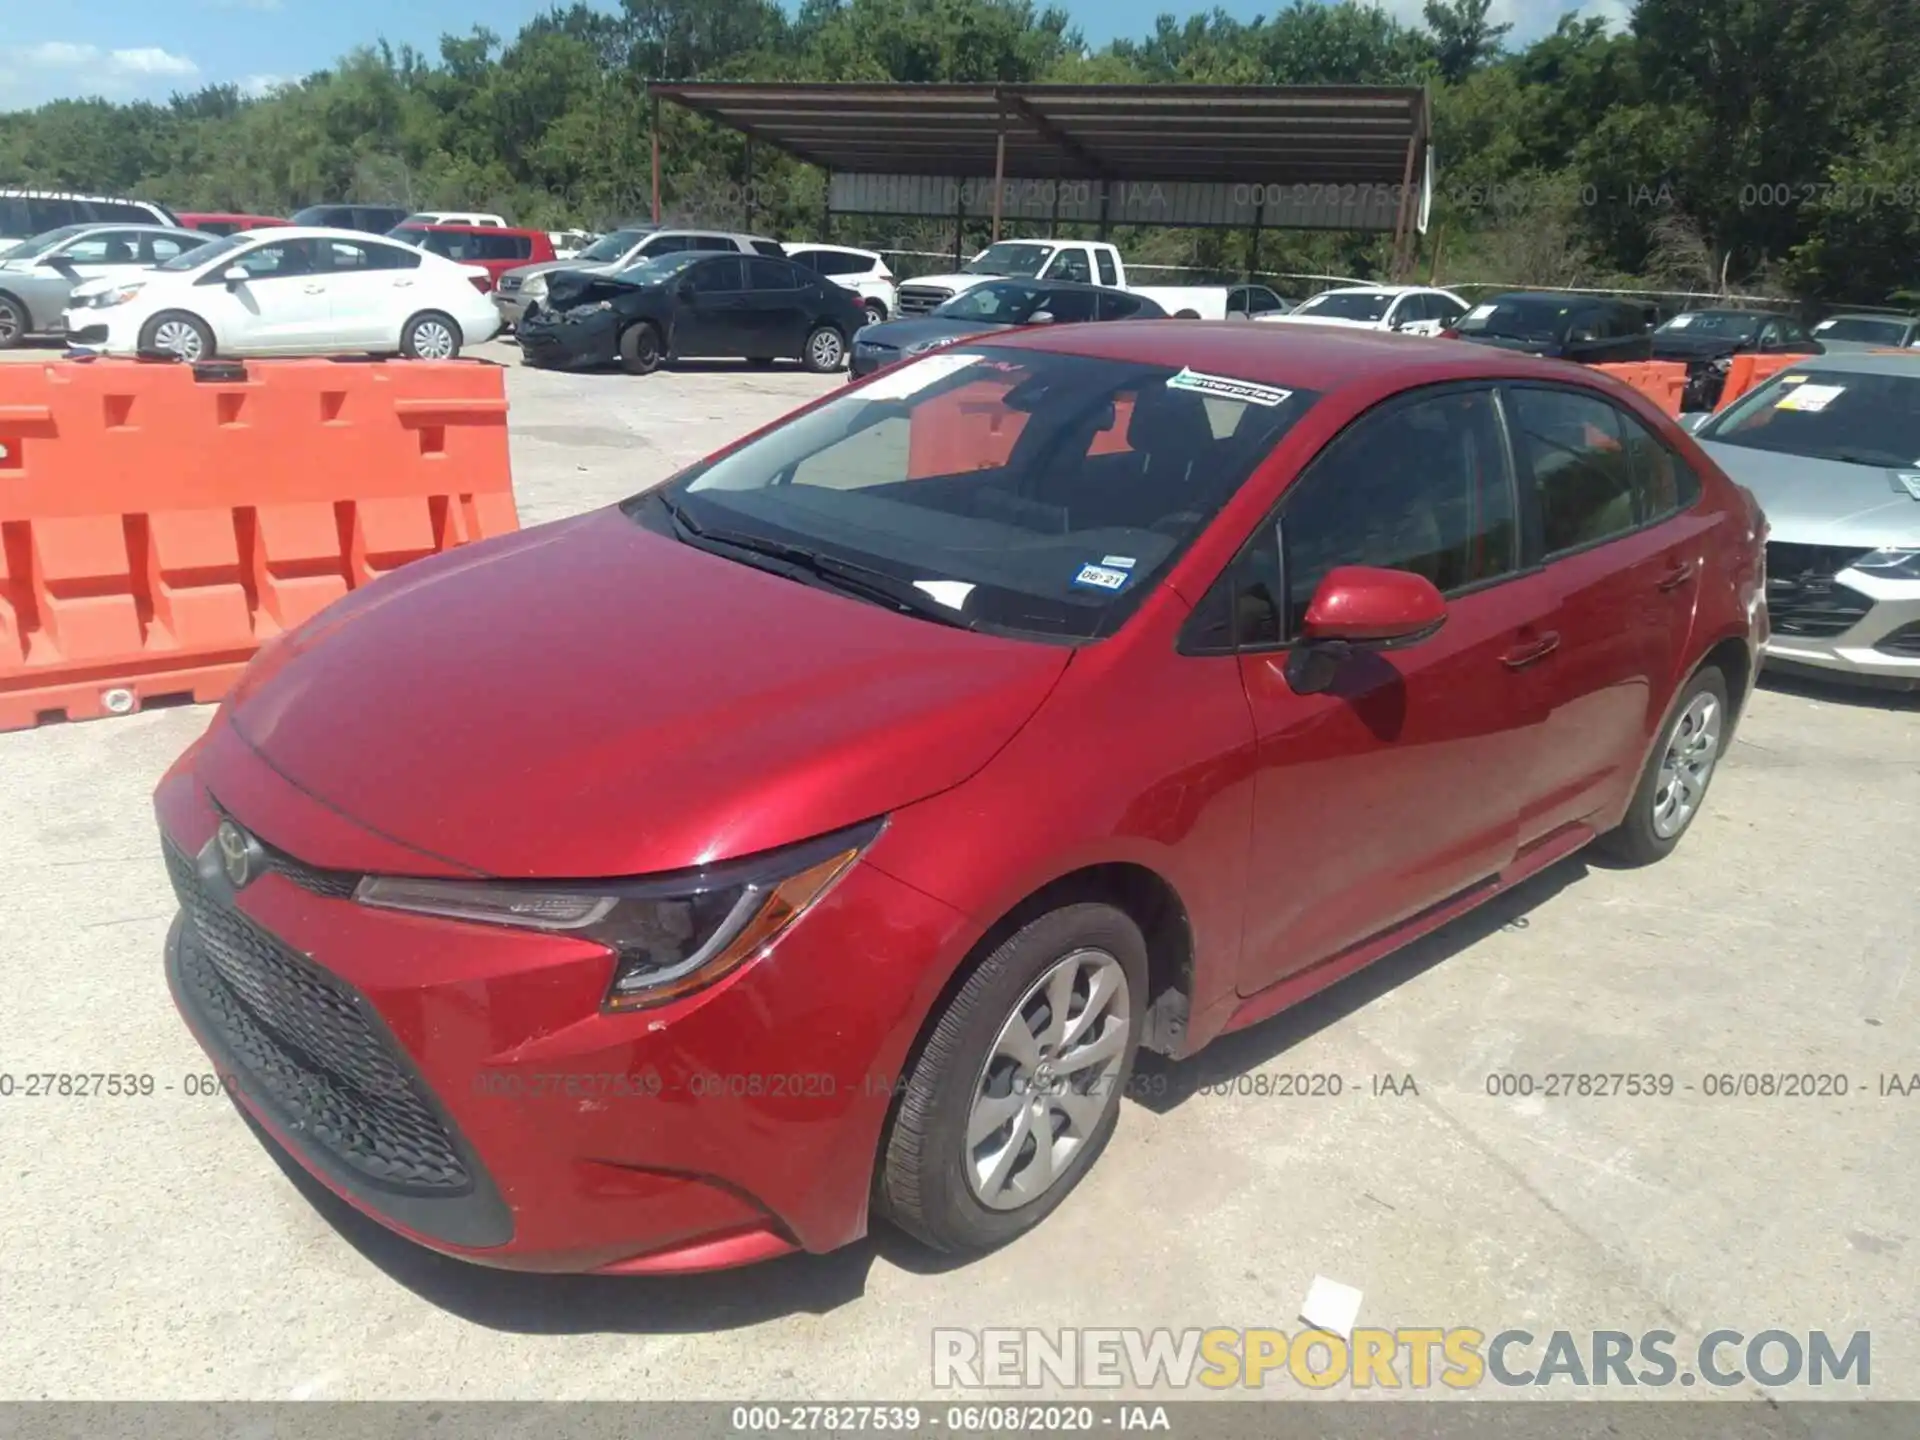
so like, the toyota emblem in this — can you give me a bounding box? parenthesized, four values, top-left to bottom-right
(216, 820, 255, 889)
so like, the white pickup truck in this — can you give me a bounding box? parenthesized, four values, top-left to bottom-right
(894, 240, 1265, 320)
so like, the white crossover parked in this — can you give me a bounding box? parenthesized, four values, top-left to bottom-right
(1257, 284, 1470, 336)
(782, 244, 899, 324)
(62, 226, 500, 362)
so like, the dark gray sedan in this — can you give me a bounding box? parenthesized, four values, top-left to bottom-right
(849, 279, 1166, 379)
(1692, 351, 1920, 686)
(0, 223, 213, 347)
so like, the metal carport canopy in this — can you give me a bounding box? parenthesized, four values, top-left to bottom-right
(648, 82, 1431, 258)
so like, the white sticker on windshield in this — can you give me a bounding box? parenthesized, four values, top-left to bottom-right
(1101, 555, 1137, 570)
(1165, 367, 1292, 408)
(1814, 320, 1836, 333)
(912, 579, 975, 610)
(857, 350, 979, 401)
(1466, 303, 1495, 321)
(1780, 374, 1808, 384)
(1776, 382, 1845, 412)
(1668, 313, 1694, 328)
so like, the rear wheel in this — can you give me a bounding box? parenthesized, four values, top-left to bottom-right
(863, 300, 887, 326)
(400, 311, 461, 360)
(0, 294, 26, 349)
(618, 321, 663, 375)
(803, 324, 846, 373)
(139, 311, 214, 362)
(876, 902, 1145, 1253)
(1597, 667, 1729, 866)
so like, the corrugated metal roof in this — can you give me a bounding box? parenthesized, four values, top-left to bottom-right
(649, 83, 1429, 187)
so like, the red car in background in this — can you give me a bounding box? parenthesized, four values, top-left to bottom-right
(388, 223, 555, 291)
(156, 325, 1766, 1277)
(177, 212, 288, 237)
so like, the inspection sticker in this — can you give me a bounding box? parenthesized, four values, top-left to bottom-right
(1072, 563, 1131, 592)
(1100, 555, 1138, 570)
(1165, 367, 1293, 407)
(1465, 303, 1496, 321)
(1776, 382, 1845, 412)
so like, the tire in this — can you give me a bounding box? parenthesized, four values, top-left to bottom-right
(876, 902, 1147, 1254)
(863, 300, 887, 326)
(138, 311, 214, 362)
(400, 311, 461, 361)
(618, 322, 662, 375)
(1596, 666, 1730, 866)
(1175, 309, 1201, 319)
(0, 293, 26, 350)
(802, 324, 846, 373)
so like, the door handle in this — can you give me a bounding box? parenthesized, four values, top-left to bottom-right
(302, 284, 326, 294)
(1501, 631, 1561, 669)
(1658, 561, 1696, 592)
(393, 279, 414, 288)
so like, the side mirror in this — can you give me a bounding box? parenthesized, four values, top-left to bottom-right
(1028, 310, 1055, 325)
(223, 265, 250, 286)
(1285, 566, 1446, 695)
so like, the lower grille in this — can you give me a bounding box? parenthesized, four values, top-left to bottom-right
(164, 840, 471, 1195)
(1765, 542, 1875, 639)
(897, 285, 953, 316)
(1876, 621, 1920, 657)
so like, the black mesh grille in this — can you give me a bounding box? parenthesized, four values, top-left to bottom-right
(164, 840, 472, 1195)
(259, 842, 361, 899)
(1876, 621, 1920, 657)
(1765, 542, 1875, 638)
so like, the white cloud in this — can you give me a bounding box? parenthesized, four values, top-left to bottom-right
(20, 41, 200, 81)
(106, 47, 201, 78)
(240, 74, 290, 98)
(1, 41, 200, 110)
(1375, 0, 1633, 44)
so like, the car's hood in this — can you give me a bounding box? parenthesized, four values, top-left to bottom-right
(1651, 334, 1751, 361)
(1699, 441, 1920, 547)
(1257, 314, 1386, 330)
(858, 317, 1003, 348)
(1813, 338, 1908, 355)
(502, 258, 610, 285)
(224, 508, 1071, 878)
(902, 273, 988, 291)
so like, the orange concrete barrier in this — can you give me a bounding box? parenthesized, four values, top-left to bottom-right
(0, 357, 516, 731)
(1714, 352, 1802, 411)
(1592, 361, 1689, 417)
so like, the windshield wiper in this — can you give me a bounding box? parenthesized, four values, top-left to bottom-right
(1823, 449, 1912, 468)
(655, 492, 979, 631)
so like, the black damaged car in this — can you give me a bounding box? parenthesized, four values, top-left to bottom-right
(1649, 309, 1823, 411)
(519, 250, 868, 375)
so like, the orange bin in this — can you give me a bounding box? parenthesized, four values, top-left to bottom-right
(1591, 361, 1690, 417)
(0, 357, 517, 731)
(1714, 353, 1803, 411)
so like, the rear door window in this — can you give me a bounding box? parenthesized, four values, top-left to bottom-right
(1506, 387, 1643, 554)
(1040, 288, 1098, 322)
(690, 257, 744, 292)
(748, 257, 801, 290)
(1095, 249, 1119, 287)
(1046, 249, 1093, 283)
(26, 198, 82, 231)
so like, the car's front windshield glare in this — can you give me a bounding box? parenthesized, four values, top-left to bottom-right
(619, 252, 702, 281)
(1457, 298, 1573, 340)
(642, 347, 1317, 641)
(159, 234, 241, 271)
(10, 226, 92, 260)
(962, 243, 1054, 278)
(1660, 312, 1762, 340)
(934, 283, 1046, 323)
(580, 229, 649, 262)
(1298, 291, 1393, 322)
(1702, 369, 1920, 467)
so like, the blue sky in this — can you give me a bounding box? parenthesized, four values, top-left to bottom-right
(0, 0, 1624, 113)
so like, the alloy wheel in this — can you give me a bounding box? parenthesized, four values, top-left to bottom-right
(0, 301, 21, 346)
(412, 320, 456, 360)
(153, 320, 204, 361)
(966, 948, 1131, 1212)
(1652, 691, 1722, 839)
(809, 329, 843, 369)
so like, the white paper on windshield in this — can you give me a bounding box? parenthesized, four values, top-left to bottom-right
(1465, 303, 1496, 321)
(1776, 382, 1845, 412)
(1895, 472, 1920, 500)
(1668, 313, 1694, 328)
(913, 580, 976, 610)
(858, 350, 980, 401)
(1780, 374, 1808, 384)
(1814, 320, 1837, 332)
(1166, 367, 1292, 407)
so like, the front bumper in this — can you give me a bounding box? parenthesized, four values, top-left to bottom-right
(849, 343, 898, 379)
(61, 309, 129, 351)
(1763, 551, 1920, 683)
(155, 723, 970, 1273)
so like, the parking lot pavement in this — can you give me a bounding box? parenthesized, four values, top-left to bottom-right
(1, 347, 1916, 1401)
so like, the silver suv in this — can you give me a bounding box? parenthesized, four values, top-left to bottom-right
(0, 224, 212, 348)
(0, 190, 180, 255)
(494, 226, 784, 327)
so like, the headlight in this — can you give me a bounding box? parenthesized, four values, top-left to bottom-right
(1853, 547, 1920, 579)
(522, 274, 549, 296)
(353, 821, 879, 1010)
(90, 282, 145, 309)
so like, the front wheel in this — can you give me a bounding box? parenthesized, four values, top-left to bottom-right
(139, 311, 214, 362)
(863, 300, 887, 326)
(0, 294, 26, 350)
(876, 902, 1146, 1254)
(802, 324, 846, 373)
(618, 321, 662, 375)
(400, 311, 461, 360)
(1597, 666, 1729, 866)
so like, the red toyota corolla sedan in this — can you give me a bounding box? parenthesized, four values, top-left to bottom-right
(156, 324, 1767, 1275)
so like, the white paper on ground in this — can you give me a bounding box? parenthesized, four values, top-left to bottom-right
(1299, 1276, 1364, 1340)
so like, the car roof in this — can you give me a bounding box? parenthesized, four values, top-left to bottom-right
(221, 226, 425, 243)
(986, 321, 1649, 392)
(398, 222, 545, 236)
(47, 223, 202, 236)
(0, 188, 164, 202)
(1820, 311, 1919, 322)
(1742, 350, 1920, 376)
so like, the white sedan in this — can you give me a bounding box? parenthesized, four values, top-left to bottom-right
(1256, 284, 1470, 336)
(62, 226, 500, 362)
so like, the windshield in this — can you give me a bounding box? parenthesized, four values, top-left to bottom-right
(1455, 296, 1576, 341)
(579, 228, 650, 263)
(933, 282, 1049, 323)
(634, 347, 1316, 641)
(962, 243, 1055, 278)
(1701, 368, 1920, 467)
(616, 251, 702, 283)
(1812, 317, 1909, 346)
(1658, 311, 1762, 341)
(159, 234, 242, 271)
(1295, 291, 1394, 322)
(8, 225, 92, 261)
